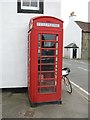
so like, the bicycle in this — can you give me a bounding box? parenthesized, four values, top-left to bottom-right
(62, 67, 72, 94)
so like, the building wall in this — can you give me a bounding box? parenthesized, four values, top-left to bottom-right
(82, 32, 90, 59)
(64, 48, 70, 58)
(0, 3, 2, 88)
(1, 0, 61, 88)
(63, 16, 82, 59)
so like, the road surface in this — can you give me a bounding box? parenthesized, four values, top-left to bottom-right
(63, 58, 89, 99)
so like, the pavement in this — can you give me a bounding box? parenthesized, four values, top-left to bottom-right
(1, 84, 89, 119)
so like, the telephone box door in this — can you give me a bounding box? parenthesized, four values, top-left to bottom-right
(36, 31, 62, 102)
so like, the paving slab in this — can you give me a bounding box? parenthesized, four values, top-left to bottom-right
(2, 87, 88, 118)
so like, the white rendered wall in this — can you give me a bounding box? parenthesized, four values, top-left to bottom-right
(70, 49, 72, 59)
(64, 49, 70, 58)
(64, 16, 82, 59)
(0, 0, 61, 88)
(0, 3, 2, 89)
(44, 0, 61, 18)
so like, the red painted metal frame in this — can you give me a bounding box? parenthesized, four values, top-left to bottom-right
(28, 16, 63, 103)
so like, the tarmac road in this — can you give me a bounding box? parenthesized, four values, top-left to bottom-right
(63, 58, 89, 100)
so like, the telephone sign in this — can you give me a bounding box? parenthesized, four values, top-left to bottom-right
(37, 22, 60, 27)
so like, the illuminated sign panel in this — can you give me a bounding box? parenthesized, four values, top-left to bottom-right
(37, 22, 60, 27)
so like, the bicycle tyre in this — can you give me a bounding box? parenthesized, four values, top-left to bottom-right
(64, 76, 72, 94)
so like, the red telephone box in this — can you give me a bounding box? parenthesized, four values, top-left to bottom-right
(28, 16, 63, 106)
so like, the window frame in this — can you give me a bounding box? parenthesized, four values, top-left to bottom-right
(17, 0, 44, 14)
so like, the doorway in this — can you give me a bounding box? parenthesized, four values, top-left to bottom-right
(73, 48, 77, 59)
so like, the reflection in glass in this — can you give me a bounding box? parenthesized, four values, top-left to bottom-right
(38, 65, 54, 71)
(42, 50, 54, 56)
(56, 35, 58, 41)
(42, 42, 55, 48)
(38, 50, 40, 56)
(38, 80, 55, 86)
(38, 42, 40, 48)
(56, 43, 58, 48)
(56, 50, 58, 55)
(38, 57, 54, 64)
(42, 34, 56, 40)
(42, 65, 54, 71)
(38, 72, 54, 79)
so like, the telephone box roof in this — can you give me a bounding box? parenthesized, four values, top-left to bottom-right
(30, 16, 63, 23)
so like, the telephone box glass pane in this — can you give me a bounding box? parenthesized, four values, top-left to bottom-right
(38, 50, 40, 56)
(38, 72, 54, 79)
(38, 57, 54, 64)
(42, 42, 55, 48)
(38, 34, 40, 40)
(38, 42, 40, 48)
(38, 87, 56, 94)
(42, 50, 54, 56)
(42, 34, 56, 40)
(41, 65, 54, 71)
(38, 80, 55, 86)
(38, 65, 54, 71)
(56, 43, 58, 48)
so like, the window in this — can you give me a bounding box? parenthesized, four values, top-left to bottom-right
(21, 0, 39, 10)
(17, 0, 44, 14)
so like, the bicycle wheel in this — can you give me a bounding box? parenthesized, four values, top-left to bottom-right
(64, 76, 72, 94)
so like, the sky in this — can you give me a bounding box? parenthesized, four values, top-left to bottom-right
(61, 0, 90, 28)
